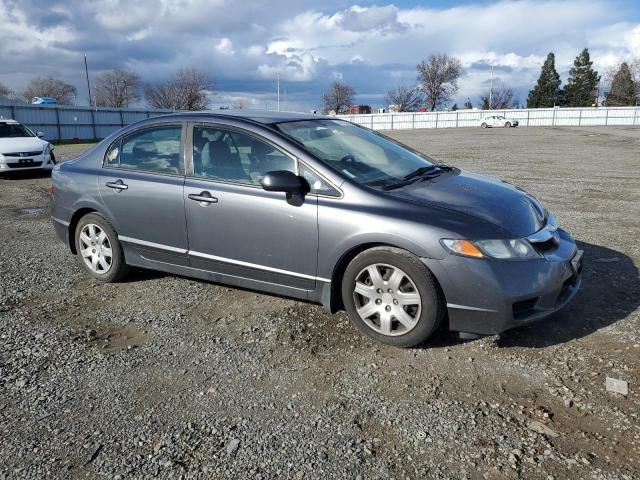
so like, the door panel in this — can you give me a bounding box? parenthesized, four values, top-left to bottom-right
(184, 179, 318, 289)
(98, 125, 188, 265)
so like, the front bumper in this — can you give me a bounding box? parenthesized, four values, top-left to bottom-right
(423, 228, 582, 335)
(0, 153, 54, 171)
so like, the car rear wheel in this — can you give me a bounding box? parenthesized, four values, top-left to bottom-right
(341, 247, 444, 347)
(481, 122, 488, 128)
(504, 122, 511, 128)
(75, 213, 129, 282)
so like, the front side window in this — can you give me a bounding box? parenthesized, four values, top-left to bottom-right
(298, 163, 340, 197)
(0, 122, 35, 138)
(193, 125, 295, 185)
(276, 119, 434, 188)
(108, 126, 183, 174)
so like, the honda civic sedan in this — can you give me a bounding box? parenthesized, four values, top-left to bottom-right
(0, 119, 56, 172)
(50, 112, 582, 347)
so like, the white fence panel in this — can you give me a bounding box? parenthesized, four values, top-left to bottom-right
(338, 107, 640, 131)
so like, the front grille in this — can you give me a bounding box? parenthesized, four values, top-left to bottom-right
(3, 151, 43, 157)
(8, 161, 42, 168)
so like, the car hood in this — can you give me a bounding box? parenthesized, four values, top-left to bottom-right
(387, 170, 546, 238)
(0, 137, 47, 154)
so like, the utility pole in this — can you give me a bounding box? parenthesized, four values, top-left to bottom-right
(489, 65, 494, 110)
(84, 54, 93, 107)
(276, 71, 280, 111)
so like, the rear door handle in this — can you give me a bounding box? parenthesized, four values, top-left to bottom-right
(105, 180, 128, 191)
(188, 191, 218, 204)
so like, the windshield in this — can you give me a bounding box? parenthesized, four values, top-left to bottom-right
(276, 119, 434, 187)
(0, 122, 35, 138)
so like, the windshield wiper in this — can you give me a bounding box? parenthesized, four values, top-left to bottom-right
(402, 165, 437, 181)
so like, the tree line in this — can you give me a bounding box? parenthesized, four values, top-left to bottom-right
(323, 49, 640, 113)
(0, 67, 213, 110)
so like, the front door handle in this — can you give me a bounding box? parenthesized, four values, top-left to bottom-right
(188, 191, 218, 205)
(105, 179, 128, 191)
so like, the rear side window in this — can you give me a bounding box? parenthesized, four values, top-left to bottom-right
(105, 126, 183, 175)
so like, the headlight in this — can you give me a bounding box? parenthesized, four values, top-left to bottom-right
(44, 143, 54, 155)
(441, 238, 540, 260)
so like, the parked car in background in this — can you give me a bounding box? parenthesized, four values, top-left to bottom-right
(31, 97, 58, 105)
(0, 119, 56, 172)
(50, 111, 581, 347)
(480, 115, 519, 128)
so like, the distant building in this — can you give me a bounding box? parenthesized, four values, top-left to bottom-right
(388, 104, 401, 113)
(346, 105, 371, 114)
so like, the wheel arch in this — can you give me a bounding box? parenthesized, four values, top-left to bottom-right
(68, 207, 99, 254)
(326, 242, 447, 314)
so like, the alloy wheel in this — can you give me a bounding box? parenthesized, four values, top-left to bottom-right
(352, 263, 422, 336)
(79, 223, 113, 274)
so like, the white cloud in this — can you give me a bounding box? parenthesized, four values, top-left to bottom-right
(215, 38, 235, 55)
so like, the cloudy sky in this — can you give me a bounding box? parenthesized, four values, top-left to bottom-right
(1, 0, 639, 110)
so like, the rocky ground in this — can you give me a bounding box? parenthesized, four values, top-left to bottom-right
(0, 127, 638, 479)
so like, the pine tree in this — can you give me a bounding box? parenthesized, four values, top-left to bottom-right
(451, 103, 458, 111)
(463, 99, 472, 109)
(606, 63, 637, 106)
(527, 53, 563, 108)
(564, 49, 600, 107)
(481, 97, 490, 109)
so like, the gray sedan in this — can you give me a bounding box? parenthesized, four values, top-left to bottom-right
(50, 112, 582, 347)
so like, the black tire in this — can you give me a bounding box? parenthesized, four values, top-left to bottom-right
(341, 247, 445, 347)
(74, 212, 129, 282)
(504, 122, 511, 128)
(481, 122, 488, 128)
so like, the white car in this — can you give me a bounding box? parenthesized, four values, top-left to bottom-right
(0, 119, 56, 172)
(479, 115, 519, 128)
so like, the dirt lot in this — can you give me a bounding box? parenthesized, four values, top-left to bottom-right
(1, 127, 638, 480)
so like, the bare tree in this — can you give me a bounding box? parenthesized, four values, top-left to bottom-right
(145, 68, 213, 110)
(322, 80, 355, 114)
(232, 98, 247, 109)
(416, 54, 462, 111)
(94, 69, 141, 107)
(479, 82, 518, 109)
(22, 76, 77, 105)
(384, 85, 422, 112)
(0, 82, 12, 98)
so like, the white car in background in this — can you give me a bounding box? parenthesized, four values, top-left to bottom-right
(0, 119, 55, 172)
(479, 115, 519, 128)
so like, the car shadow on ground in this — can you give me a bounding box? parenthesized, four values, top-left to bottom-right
(494, 240, 639, 348)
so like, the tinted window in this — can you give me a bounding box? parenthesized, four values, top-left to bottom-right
(193, 126, 295, 185)
(110, 126, 182, 174)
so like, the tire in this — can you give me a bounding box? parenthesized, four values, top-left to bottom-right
(504, 122, 511, 128)
(481, 122, 488, 128)
(341, 247, 445, 347)
(74, 212, 129, 282)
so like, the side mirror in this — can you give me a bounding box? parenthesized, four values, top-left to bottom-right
(37, 132, 44, 138)
(260, 170, 305, 194)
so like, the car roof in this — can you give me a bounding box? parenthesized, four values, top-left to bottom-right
(152, 110, 331, 125)
(0, 118, 19, 124)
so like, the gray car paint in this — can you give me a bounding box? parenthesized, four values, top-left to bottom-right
(50, 111, 581, 336)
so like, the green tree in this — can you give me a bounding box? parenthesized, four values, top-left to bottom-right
(564, 48, 600, 106)
(527, 53, 563, 108)
(463, 99, 472, 109)
(605, 62, 637, 106)
(481, 97, 490, 109)
(451, 103, 458, 111)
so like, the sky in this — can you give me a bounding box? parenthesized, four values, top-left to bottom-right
(1, 0, 639, 111)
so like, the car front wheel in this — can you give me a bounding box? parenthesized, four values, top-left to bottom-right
(481, 122, 488, 128)
(341, 247, 444, 347)
(75, 213, 129, 282)
(504, 122, 511, 128)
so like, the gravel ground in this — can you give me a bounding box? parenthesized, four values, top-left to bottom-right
(0, 127, 638, 480)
